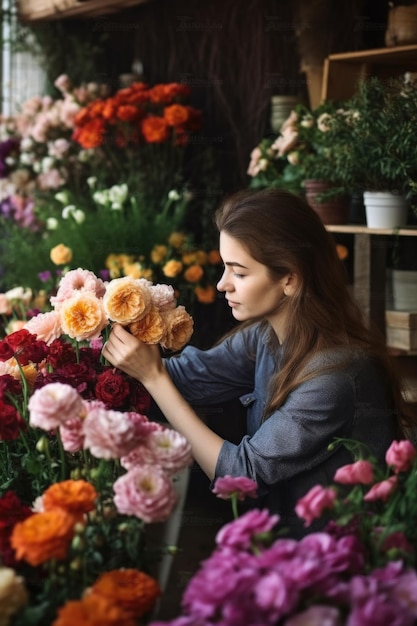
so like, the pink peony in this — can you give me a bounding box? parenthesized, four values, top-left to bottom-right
(28, 382, 83, 431)
(50, 268, 106, 309)
(363, 476, 398, 503)
(216, 508, 279, 550)
(143, 429, 193, 474)
(59, 417, 85, 453)
(150, 284, 177, 311)
(82, 406, 148, 459)
(333, 460, 374, 485)
(295, 485, 337, 527)
(113, 465, 177, 523)
(212, 475, 258, 501)
(385, 440, 417, 474)
(24, 311, 62, 345)
(284, 605, 341, 626)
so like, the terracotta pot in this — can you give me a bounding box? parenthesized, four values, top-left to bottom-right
(304, 179, 350, 225)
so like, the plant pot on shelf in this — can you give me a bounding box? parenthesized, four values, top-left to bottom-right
(304, 179, 350, 225)
(363, 191, 408, 229)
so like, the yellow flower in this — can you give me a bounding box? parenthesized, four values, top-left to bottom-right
(194, 250, 208, 265)
(151, 245, 168, 264)
(123, 263, 143, 280)
(103, 276, 152, 324)
(50, 244, 73, 266)
(181, 252, 198, 265)
(60, 293, 108, 341)
(168, 232, 186, 249)
(128, 306, 166, 344)
(162, 260, 183, 278)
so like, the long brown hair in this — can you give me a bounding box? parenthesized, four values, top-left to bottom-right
(215, 188, 415, 433)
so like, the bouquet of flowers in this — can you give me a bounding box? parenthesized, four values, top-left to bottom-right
(0, 268, 194, 625)
(150, 440, 417, 626)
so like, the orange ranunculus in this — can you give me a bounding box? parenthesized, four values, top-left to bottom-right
(128, 306, 165, 344)
(103, 276, 152, 325)
(72, 118, 105, 149)
(167, 232, 186, 249)
(160, 305, 194, 351)
(150, 245, 168, 264)
(195, 285, 217, 304)
(43, 480, 98, 519)
(181, 251, 198, 265)
(184, 264, 204, 283)
(89, 569, 160, 618)
(336, 244, 349, 261)
(164, 104, 189, 126)
(141, 116, 169, 143)
(162, 259, 183, 278)
(11, 509, 76, 567)
(208, 249, 222, 264)
(60, 293, 108, 342)
(102, 100, 118, 121)
(116, 105, 142, 123)
(50, 244, 73, 266)
(52, 594, 137, 626)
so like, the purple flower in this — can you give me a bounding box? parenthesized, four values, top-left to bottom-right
(254, 570, 299, 621)
(215, 509, 279, 551)
(38, 270, 52, 283)
(284, 605, 341, 626)
(347, 595, 414, 626)
(212, 475, 258, 501)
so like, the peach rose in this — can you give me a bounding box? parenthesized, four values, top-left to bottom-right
(128, 306, 166, 344)
(50, 243, 73, 266)
(162, 259, 183, 278)
(184, 264, 204, 283)
(59, 292, 108, 341)
(160, 305, 194, 351)
(103, 277, 152, 325)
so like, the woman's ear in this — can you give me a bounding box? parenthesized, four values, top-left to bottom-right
(283, 272, 299, 297)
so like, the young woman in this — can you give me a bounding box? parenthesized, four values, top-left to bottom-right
(102, 188, 414, 537)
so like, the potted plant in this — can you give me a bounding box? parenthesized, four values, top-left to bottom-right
(341, 76, 417, 228)
(247, 101, 357, 224)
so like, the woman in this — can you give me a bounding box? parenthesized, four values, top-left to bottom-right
(102, 188, 413, 537)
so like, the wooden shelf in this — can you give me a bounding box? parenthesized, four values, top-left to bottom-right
(326, 225, 417, 236)
(17, 0, 151, 21)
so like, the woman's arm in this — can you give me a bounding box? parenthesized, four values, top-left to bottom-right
(102, 323, 225, 479)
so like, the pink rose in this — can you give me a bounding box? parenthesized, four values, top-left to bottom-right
(143, 428, 193, 474)
(363, 476, 398, 503)
(24, 311, 62, 345)
(113, 465, 177, 523)
(212, 475, 259, 501)
(59, 417, 85, 452)
(28, 382, 83, 431)
(385, 440, 417, 474)
(295, 485, 337, 527)
(333, 460, 374, 485)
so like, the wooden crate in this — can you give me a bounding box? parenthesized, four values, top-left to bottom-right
(386, 310, 417, 351)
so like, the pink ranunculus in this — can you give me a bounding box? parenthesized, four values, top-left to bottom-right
(28, 382, 83, 431)
(50, 268, 106, 309)
(363, 476, 398, 503)
(59, 417, 85, 453)
(150, 283, 177, 312)
(284, 605, 341, 626)
(295, 485, 337, 527)
(37, 168, 66, 190)
(254, 570, 298, 620)
(82, 406, 147, 459)
(212, 475, 258, 501)
(24, 311, 62, 345)
(113, 465, 177, 523)
(216, 509, 279, 550)
(144, 429, 193, 474)
(333, 460, 374, 485)
(385, 440, 417, 474)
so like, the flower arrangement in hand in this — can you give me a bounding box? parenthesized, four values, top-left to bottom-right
(151, 440, 417, 626)
(0, 268, 194, 625)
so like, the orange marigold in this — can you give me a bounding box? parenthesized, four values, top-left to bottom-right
(195, 285, 217, 304)
(43, 480, 98, 519)
(11, 509, 76, 567)
(89, 569, 161, 618)
(162, 259, 183, 278)
(141, 116, 169, 143)
(164, 104, 189, 126)
(128, 306, 166, 344)
(52, 594, 137, 626)
(184, 264, 204, 283)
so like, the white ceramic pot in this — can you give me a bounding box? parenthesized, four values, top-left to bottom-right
(363, 191, 408, 229)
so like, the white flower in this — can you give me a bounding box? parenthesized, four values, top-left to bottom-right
(46, 217, 58, 230)
(19, 152, 33, 165)
(62, 204, 77, 219)
(55, 190, 70, 204)
(111, 203, 123, 211)
(41, 156, 55, 172)
(5, 157, 15, 166)
(5, 286, 32, 304)
(73, 209, 85, 224)
(168, 189, 181, 201)
(87, 176, 97, 188)
(93, 190, 109, 206)
(108, 183, 128, 205)
(20, 137, 33, 151)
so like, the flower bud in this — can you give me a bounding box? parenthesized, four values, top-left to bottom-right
(36, 436, 49, 454)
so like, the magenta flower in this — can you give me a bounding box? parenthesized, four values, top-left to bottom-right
(295, 485, 337, 526)
(216, 508, 279, 551)
(385, 440, 417, 474)
(284, 605, 341, 626)
(363, 476, 398, 503)
(333, 460, 374, 485)
(212, 475, 258, 501)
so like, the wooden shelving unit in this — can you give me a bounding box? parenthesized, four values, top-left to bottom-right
(16, 0, 151, 21)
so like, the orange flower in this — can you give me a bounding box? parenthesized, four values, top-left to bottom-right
(160, 305, 194, 351)
(128, 306, 165, 344)
(89, 569, 160, 618)
(103, 276, 152, 325)
(208, 249, 222, 264)
(336, 244, 349, 261)
(167, 232, 186, 249)
(184, 264, 204, 283)
(195, 285, 217, 304)
(151, 245, 168, 264)
(141, 116, 169, 143)
(116, 105, 142, 123)
(50, 244, 73, 266)
(162, 259, 183, 278)
(43, 480, 98, 519)
(52, 594, 137, 626)
(11, 509, 76, 567)
(164, 104, 190, 126)
(148, 83, 190, 104)
(60, 293, 108, 341)
(72, 119, 105, 149)
(102, 100, 118, 120)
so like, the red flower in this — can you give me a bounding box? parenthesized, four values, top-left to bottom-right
(0, 400, 26, 440)
(1, 329, 49, 366)
(72, 119, 106, 149)
(47, 338, 78, 369)
(0, 338, 14, 361)
(128, 378, 151, 414)
(95, 369, 130, 409)
(141, 116, 169, 143)
(116, 105, 142, 123)
(0, 491, 33, 567)
(0, 374, 23, 400)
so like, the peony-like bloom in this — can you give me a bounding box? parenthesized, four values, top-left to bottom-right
(0, 567, 28, 626)
(42, 480, 97, 519)
(212, 475, 258, 501)
(103, 276, 152, 325)
(50, 268, 106, 309)
(52, 593, 137, 626)
(284, 605, 341, 626)
(363, 476, 398, 503)
(50, 243, 73, 266)
(88, 569, 160, 619)
(28, 382, 83, 431)
(128, 306, 166, 344)
(59, 417, 85, 453)
(83, 406, 147, 459)
(11, 509, 76, 566)
(94, 369, 130, 409)
(333, 460, 374, 485)
(143, 429, 193, 474)
(216, 509, 280, 550)
(150, 283, 176, 311)
(59, 292, 108, 341)
(160, 306, 194, 351)
(113, 465, 177, 523)
(385, 440, 417, 474)
(24, 310, 62, 345)
(294, 485, 337, 526)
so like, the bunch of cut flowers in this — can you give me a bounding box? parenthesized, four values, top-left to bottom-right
(0, 267, 194, 625)
(151, 439, 417, 626)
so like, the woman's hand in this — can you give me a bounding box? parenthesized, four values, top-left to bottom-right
(102, 323, 163, 386)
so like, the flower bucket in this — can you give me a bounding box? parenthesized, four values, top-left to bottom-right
(304, 179, 350, 225)
(363, 191, 408, 229)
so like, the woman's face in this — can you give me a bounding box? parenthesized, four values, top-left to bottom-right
(217, 232, 291, 331)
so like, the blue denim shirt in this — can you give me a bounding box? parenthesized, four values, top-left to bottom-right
(165, 322, 397, 536)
